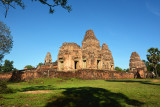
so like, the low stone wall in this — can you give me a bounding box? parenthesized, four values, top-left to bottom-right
(49, 70, 134, 80)
(0, 72, 12, 80)
(77, 70, 134, 79)
(10, 70, 38, 81)
(9, 69, 134, 81)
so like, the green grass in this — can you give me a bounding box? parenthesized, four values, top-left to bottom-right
(1, 78, 160, 107)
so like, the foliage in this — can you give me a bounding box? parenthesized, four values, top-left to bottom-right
(123, 68, 129, 72)
(142, 60, 153, 71)
(24, 65, 34, 69)
(0, 0, 71, 18)
(37, 62, 43, 67)
(0, 21, 13, 62)
(115, 67, 128, 72)
(13, 68, 18, 71)
(157, 63, 160, 76)
(0, 0, 24, 17)
(0, 63, 2, 73)
(115, 66, 123, 71)
(1, 59, 14, 73)
(147, 48, 160, 78)
(0, 80, 14, 94)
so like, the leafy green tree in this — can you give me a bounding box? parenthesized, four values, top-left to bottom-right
(0, 21, 13, 63)
(142, 60, 153, 72)
(123, 68, 129, 72)
(147, 48, 160, 78)
(0, 80, 14, 94)
(157, 63, 160, 76)
(37, 62, 43, 67)
(1, 60, 14, 72)
(0, 64, 2, 73)
(0, 0, 71, 18)
(24, 65, 34, 69)
(115, 67, 123, 71)
(13, 68, 18, 71)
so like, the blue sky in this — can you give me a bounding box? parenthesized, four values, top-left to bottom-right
(0, 0, 160, 70)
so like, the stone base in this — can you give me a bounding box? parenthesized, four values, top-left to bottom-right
(9, 69, 135, 81)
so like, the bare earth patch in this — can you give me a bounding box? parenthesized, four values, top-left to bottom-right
(152, 80, 160, 82)
(21, 90, 53, 94)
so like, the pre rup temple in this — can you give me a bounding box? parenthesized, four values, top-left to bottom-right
(57, 30, 114, 71)
(1, 29, 150, 81)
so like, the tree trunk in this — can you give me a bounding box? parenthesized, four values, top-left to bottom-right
(154, 65, 159, 78)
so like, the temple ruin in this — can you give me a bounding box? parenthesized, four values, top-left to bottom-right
(44, 52, 52, 65)
(57, 29, 114, 71)
(129, 52, 147, 72)
(3, 30, 151, 81)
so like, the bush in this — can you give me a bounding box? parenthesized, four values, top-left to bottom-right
(0, 80, 14, 94)
(24, 65, 34, 69)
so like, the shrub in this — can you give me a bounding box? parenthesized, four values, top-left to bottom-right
(0, 80, 14, 94)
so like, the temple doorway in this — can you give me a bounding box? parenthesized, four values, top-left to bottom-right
(83, 60, 87, 69)
(59, 61, 64, 70)
(74, 61, 79, 69)
(97, 60, 101, 69)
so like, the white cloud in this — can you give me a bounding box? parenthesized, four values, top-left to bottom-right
(146, 0, 160, 16)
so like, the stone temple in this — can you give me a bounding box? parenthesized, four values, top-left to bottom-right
(44, 52, 52, 65)
(129, 52, 147, 72)
(57, 29, 114, 71)
(6, 30, 151, 82)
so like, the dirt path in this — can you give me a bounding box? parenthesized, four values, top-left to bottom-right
(152, 80, 160, 82)
(21, 90, 53, 94)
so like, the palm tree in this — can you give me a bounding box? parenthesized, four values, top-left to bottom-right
(147, 48, 160, 78)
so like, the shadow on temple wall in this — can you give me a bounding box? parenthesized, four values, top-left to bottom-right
(45, 87, 144, 107)
(106, 79, 160, 86)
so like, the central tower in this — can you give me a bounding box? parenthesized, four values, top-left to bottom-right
(81, 30, 102, 69)
(57, 29, 114, 71)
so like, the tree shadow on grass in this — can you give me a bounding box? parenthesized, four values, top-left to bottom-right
(46, 87, 144, 107)
(106, 80, 160, 86)
(18, 85, 57, 92)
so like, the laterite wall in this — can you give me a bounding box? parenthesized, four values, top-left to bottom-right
(0, 72, 12, 80)
(9, 69, 134, 81)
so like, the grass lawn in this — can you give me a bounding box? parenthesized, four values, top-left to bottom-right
(0, 78, 160, 107)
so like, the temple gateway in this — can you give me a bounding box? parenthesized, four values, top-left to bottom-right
(57, 29, 114, 71)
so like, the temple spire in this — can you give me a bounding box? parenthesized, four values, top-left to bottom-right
(102, 43, 109, 50)
(82, 29, 98, 42)
(44, 52, 52, 65)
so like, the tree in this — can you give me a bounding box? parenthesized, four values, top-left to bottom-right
(24, 65, 34, 69)
(123, 68, 129, 72)
(0, 80, 14, 94)
(1, 59, 14, 72)
(142, 60, 153, 71)
(37, 62, 43, 67)
(0, 0, 71, 18)
(115, 67, 123, 71)
(157, 64, 160, 76)
(0, 63, 2, 73)
(0, 21, 13, 63)
(147, 48, 160, 78)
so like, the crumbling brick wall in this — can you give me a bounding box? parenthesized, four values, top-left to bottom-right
(9, 69, 134, 81)
(10, 70, 38, 81)
(0, 72, 12, 81)
(76, 70, 134, 80)
(130, 68, 147, 79)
